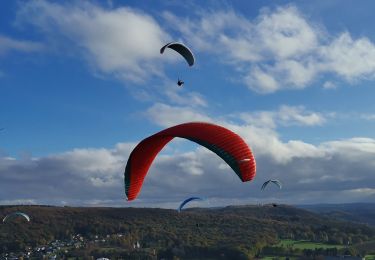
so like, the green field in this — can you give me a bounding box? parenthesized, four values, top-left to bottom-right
(366, 255, 375, 260)
(275, 239, 345, 250)
(260, 257, 298, 260)
(260, 239, 346, 259)
(260, 257, 277, 260)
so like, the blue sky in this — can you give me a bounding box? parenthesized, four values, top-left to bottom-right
(1, 0, 375, 207)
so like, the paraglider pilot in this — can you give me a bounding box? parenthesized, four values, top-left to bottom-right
(177, 78, 184, 87)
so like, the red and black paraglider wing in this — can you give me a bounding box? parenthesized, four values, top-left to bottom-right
(124, 122, 256, 201)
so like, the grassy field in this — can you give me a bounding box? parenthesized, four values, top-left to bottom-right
(260, 257, 298, 260)
(275, 239, 345, 249)
(366, 255, 375, 260)
(260, 239, 346, 259)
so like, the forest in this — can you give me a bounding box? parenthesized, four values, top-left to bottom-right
(1, 204, 374, 259)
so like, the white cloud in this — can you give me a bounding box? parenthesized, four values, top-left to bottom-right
(164, 88, 207, 107)
(321, 138, 375, 163)
(55, 148, 123, 174)
(320, 33, 375, 80)
(0, 199, 37, 205)
(323, 81, 337, 89)
(277, 105, 325, 126)
(0, 142, 134, 206)
(238, 105, 326, 128)
(255, 6, 319, 59)
(145, 103, 212, 127)
(0, 34, 43, 55)
(163, 10, 254, 58)
(347, 188, 375, 196)
(361, 114, 375, 121)
(245, 66, 279, 93)
(227, 124, 325, 164)
(16, 0, 170, 83)
(177, 152, 204, 176)
(165, 5, 375, 93)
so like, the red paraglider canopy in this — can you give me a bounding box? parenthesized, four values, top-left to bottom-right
(124, 122, 256, 201)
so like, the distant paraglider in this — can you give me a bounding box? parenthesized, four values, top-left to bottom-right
(178, 197, 204, 212)
(124, 122, 256, 201)
(160, 42, 195, 66)
(160, 42, 194, 87)
(261, 179, 282, 191)
(3, 212, 30, 223)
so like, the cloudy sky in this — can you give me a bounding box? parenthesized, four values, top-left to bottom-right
(1, 0, 375, 208)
